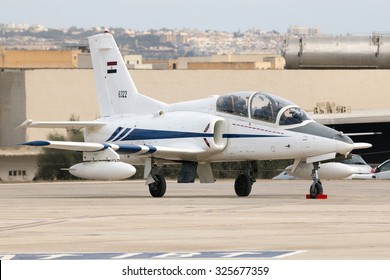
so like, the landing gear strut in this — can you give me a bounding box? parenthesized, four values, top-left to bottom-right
(309, 162, 323, 198)
(234, 161, 257, 197)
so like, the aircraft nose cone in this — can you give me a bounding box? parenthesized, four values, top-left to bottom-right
(336, 139, 355, 156)
(330, 131, 355, 155)
(353, 142, 372, 149)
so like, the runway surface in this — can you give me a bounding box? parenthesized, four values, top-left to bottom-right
(1, 179, 390, 259)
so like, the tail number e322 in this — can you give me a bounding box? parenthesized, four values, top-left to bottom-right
(118, 90, 128, 98)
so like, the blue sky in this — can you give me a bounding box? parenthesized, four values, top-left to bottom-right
(2, 0, 389, 34)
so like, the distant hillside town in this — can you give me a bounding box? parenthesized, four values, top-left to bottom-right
(0, 23, 320, 59)
(3, 23, 390, 70)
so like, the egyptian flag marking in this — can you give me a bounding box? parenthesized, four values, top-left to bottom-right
(107, 61, 117, 74)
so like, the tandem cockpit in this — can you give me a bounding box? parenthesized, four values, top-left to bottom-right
(216, 91, 311, 127)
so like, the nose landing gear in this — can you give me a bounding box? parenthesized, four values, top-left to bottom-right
(308, 162, 327, 199)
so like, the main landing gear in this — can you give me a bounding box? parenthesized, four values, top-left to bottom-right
(148, 173, 166, 197)
(146, 160, 259, 198)
(234, 161, 257, 197)
(309, 162, 324, 199)
(234, 174, 253, 196)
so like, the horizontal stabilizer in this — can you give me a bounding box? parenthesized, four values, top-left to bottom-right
(17, 120, 106, 129)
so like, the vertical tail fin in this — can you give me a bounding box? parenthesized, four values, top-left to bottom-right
(88, 32, 163, 117)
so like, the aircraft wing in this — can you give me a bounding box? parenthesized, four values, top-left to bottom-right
(17, 119, 106, 129)
(21, 140, 117, 152)
(20, 141, 205, 160)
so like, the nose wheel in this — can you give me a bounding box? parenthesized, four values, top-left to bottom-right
(308, 162, 326, 199)
(310, 180, 323, 198)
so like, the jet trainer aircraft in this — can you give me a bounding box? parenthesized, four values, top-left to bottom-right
(20, 32, 371, 198)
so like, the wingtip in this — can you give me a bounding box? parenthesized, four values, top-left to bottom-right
(19, 140, 51, 147)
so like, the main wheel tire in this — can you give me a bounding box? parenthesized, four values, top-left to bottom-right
(309, 181, 323, 198)
(148, 174, 166, 197)
(234, 174, 252, 197)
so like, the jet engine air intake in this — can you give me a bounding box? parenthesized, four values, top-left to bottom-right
(213, 118, 228, 149)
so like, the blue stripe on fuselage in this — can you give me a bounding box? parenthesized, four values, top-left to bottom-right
(112, 127, 131, 142)
(106, 128, 286, 142)
(106, 127, 123, 142)
(120, 128, 214, 141)
(223, 134, 286, 138)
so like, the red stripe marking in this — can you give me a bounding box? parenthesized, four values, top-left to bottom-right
(107, 61, 117, 66)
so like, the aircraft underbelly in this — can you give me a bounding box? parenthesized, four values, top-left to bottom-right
(208, 137, 288, 161)
(208, 131, 344, 162)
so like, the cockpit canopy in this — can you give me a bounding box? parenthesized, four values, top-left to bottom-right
(216, 91, 311, 126)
